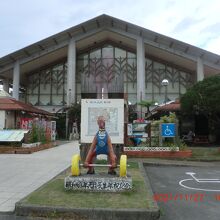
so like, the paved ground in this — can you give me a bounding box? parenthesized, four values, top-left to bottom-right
(0, 141, 79, 213)
(145, 164, 220, 220)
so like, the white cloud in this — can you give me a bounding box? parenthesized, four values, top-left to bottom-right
(0, 0, 220, 57)
(205, 36, 220, 55)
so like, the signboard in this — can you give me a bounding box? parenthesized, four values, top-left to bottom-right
(20, 118, 33, 129)
(161, 123, 176, 137)
(51, 121, 56, 141)
(127, 124, 133, 136)
(81, 99, 124, 143)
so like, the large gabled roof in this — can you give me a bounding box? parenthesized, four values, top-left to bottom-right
(0, 14, 220, 71)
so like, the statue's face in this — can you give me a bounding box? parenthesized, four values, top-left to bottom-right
(97, 119, 105, 129)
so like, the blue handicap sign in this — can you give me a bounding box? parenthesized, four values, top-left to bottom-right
(161, 123, 176, 137)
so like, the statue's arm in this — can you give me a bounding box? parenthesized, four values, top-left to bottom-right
(84, 136, 97, 167)
(107, 136, 116, 167)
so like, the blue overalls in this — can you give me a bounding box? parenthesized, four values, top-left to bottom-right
(96, 130, 109, 155)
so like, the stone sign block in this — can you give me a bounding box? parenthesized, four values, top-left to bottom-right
(64, 174, 132, 192)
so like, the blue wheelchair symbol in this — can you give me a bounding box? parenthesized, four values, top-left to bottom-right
(161, 123, 176, 137)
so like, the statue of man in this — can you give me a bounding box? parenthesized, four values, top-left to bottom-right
(84, 116, 117, 175)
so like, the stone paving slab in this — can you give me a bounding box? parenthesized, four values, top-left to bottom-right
(0, 141, 79, 212)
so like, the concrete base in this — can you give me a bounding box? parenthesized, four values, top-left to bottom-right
(64, 173, 132, 192)
(15, 205, 160, 220)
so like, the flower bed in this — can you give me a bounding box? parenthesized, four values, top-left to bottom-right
(124, 147, 192, 158)
(124, 147, 179, 151)
(0, 142, 56, 154)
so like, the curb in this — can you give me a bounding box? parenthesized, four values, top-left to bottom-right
(0, 211, 14, 215)
(15, 163, 160, 220)
(130, 157, 220, 167)
(138, 162, 160, 217)
(15, 204, 160, 220)
(142, 160, 219, 167)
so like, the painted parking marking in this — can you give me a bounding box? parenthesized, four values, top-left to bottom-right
(179, 172, 220, 192)
(185, 172, 220, 183)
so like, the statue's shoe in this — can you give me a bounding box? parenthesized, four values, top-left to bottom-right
(87, 169, 95, 174)
(108, 170, 117, 175)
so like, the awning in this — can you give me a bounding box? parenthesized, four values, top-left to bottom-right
(0, 130, 29, 142)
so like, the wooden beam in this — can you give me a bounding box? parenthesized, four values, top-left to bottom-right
(81, 25, 86, 33)
(96, 19, 100, 28)
(67, 32, 72, 39)
(169, 41, 174, 48)
(23, 49, 31, 57)
(125, 24, 128, 32)
(53, 38, 58, 45)
(9, 56, 16, 62)
(184, 46, 189, 53)
(139, 30, 143, 37)
(200, 53, 205, 58)
(38, 44, 45, 51)
(111, 19, 114, 27)
(215, 59, 220, 65)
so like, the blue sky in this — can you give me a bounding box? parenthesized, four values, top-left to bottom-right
(1, 0, 220, 57)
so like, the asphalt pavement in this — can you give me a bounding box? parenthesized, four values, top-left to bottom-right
(145, 164, 220, 220)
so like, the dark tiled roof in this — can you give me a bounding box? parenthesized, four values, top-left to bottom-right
(155, 100, 180, 112)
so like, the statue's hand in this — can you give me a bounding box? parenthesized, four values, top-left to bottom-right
(84, 161, 89, 168)
(111, 162, 117, 168)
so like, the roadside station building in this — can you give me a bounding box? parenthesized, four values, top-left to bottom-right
(0, 14, 220, 115)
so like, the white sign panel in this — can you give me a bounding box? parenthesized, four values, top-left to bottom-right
(81, 99, 124, 143)
(51, 121, 56, 141)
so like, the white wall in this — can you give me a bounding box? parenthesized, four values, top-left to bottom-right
(0, 110, 6, 129)
(5, 111, 15, 129)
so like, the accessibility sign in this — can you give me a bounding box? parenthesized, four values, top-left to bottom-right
(161, 123, 176, 137)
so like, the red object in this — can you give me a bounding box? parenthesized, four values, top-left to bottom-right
(20, 118, 33, 129)
(136, 118, 145, 122)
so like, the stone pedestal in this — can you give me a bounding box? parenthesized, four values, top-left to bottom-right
(64, 173, 132, 192)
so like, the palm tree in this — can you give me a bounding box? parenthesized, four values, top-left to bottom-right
(138, 100, 155, 118)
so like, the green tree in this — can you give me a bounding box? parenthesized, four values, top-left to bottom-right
(181, 75, 220, 127)
(68, 103, 81, 123)
(128, 104, 137, 123)
(138, 100, 155, 118)
(67, 103, 81, 133)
